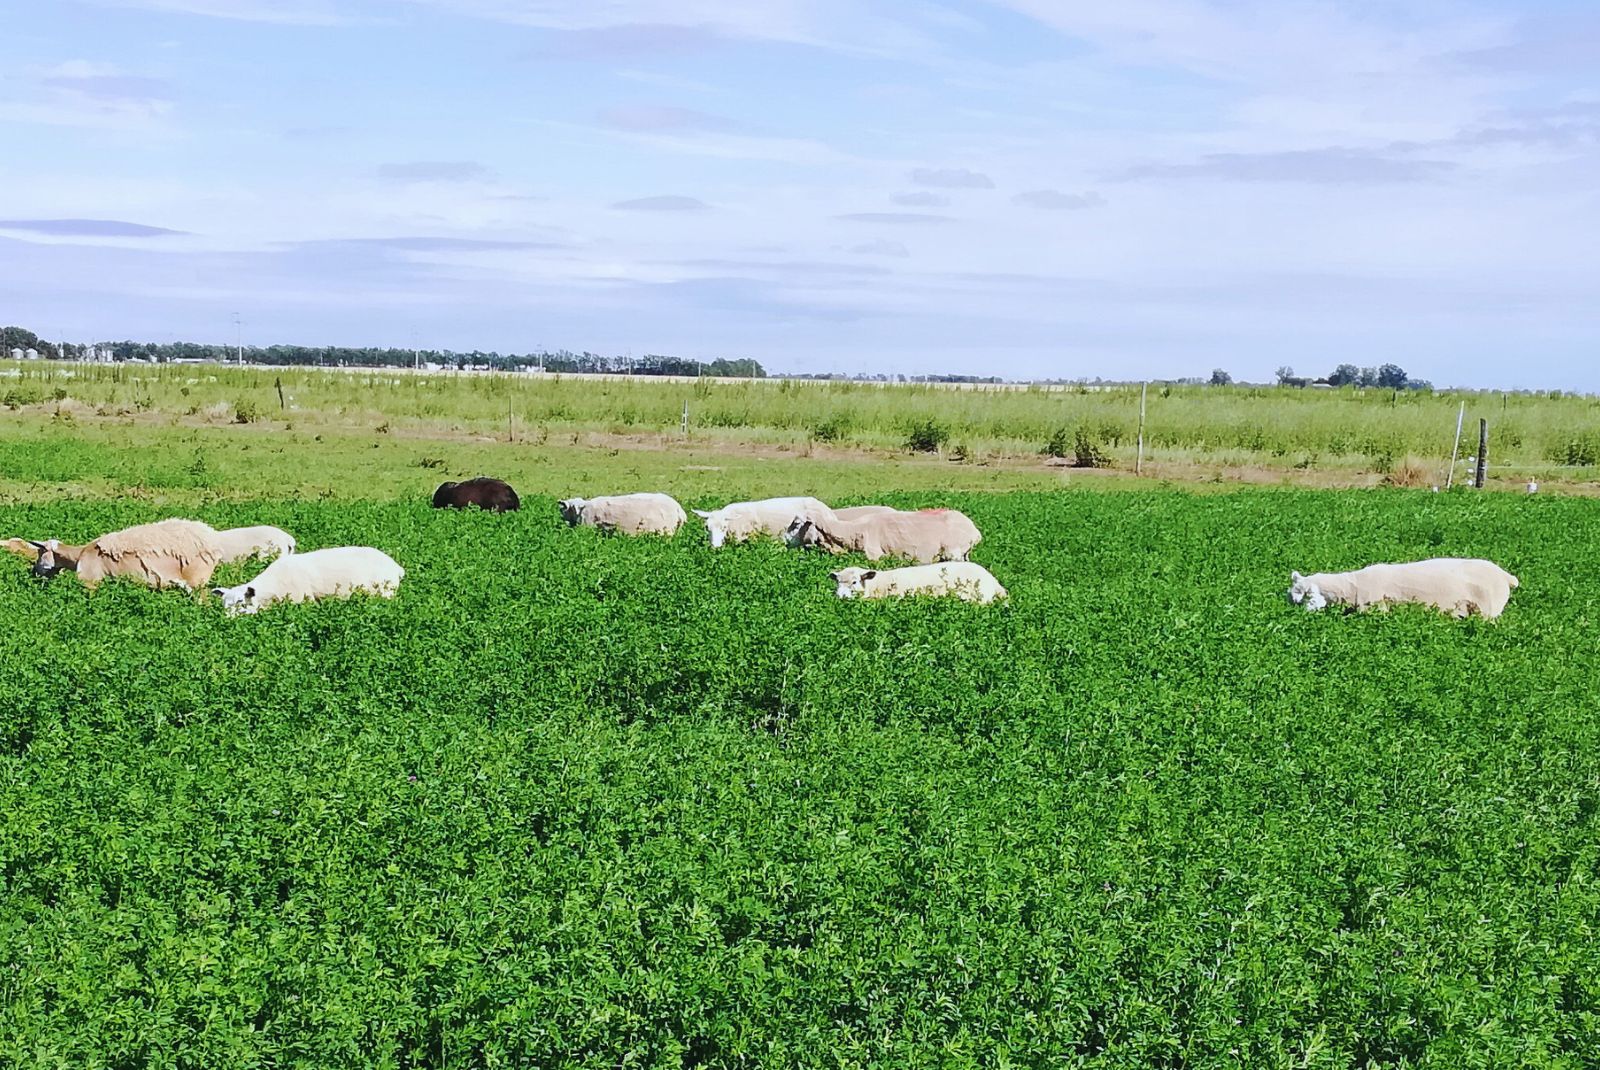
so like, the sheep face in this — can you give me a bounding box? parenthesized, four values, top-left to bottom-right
(830, 567, 875, 599)
(557, 499, 586, 526)
(29, 540, 64, 580)
(693, 510, 729, 548)
(1287, 571, 1327, 612)
(213, 584, 261, 615)
(785, 517, 823, 550)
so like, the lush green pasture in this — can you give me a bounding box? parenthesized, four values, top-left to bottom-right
(8, 359, 1600, 476)
(2, 488, 1597, 1067)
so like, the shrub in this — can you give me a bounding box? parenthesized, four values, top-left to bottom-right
(1043, 426, 1072, 458)
(904, 418, 950, 453)
(233, 399, 260, 424)
(811, 414, 852, 444)
(1072, 427, 1110, 468)
(1549, 434, 1599, 467)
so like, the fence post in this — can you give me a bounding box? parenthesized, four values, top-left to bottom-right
(1444, 401, 1465, 489)
(681, 398, 689, 437)
(275, 376, 285, 410)
(1136, 382, 1147, 476)
(1475, 419, 1488, 489)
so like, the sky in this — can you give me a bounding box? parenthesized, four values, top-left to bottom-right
(1, 0, 1597, 387)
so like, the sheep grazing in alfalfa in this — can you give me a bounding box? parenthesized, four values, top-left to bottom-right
(213, 525, 296, 563)
(559, 493, 688, 536)
(28, 518, 225, 592)
(1288, 557, 1519, 620)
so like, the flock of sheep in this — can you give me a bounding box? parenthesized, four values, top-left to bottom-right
(3, 475, 1520, 619)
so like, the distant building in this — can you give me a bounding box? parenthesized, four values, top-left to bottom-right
(6, 347, 20, 361)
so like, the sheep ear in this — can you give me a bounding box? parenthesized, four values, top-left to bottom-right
(692, 509, 713, 518)
(829, 571, 840, 582)
(244, 586, 257, 601)
(211, 588, 225, 598)
(862, 570, 878, 580)
(1291, 570, 1303, 582)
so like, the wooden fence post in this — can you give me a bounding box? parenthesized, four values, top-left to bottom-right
(1136, 382, 1148, 476)
(275, 377, 285, 410)
(1475, 419, 1488, 489)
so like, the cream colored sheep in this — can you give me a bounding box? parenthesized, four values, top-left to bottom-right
(212, 546, 403, 615)
(784, 505, 982, 563)
(831, 563, 1008, 604)
(214, 525, 296, 563)
(692, 497, 830, 548)
(28, 518, 224, 591)
(833, 505, 899, 521)
(1288, 558, 1519, 619)
(559, 493, 687, 536)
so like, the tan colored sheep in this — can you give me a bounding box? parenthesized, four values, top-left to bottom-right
(693, 496, 830, 548)
(784, 505, 982, 563)
(831, 563, 1007, 604)
(29, 518, 224, 591)
(1288, 558, 1519, 619)
(559, 493, 687, 536)
(3, 537, 39, 562)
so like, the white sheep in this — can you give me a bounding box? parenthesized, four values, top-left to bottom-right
(28, 518, 223, 591)
(559, 493, 687, 536)
(212, 546, 403, 615)
(1288, 557, 1519, 619)
(213, 525, 296, 563)
(830, 563, 1008, 604)
(692, 496, 829, 548)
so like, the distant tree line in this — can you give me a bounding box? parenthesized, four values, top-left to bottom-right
(1270, 363, 1431, 391)
(2, 326, 63, 358)
(2, 327, 765, 378)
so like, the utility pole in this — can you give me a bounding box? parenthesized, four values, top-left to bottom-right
(233, 312, 243, 365)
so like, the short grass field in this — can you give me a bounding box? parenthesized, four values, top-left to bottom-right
(2, 414, 1598, 1066)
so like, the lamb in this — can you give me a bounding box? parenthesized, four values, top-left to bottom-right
(1288, 558, 1519, 620)
(784, 505, 982, 564)
(831, 563, 1008, 604)
(432, 477, 520, 512)
(27, 518, 224, 591)
(213, 525, 296, 563)
(212, 546, 404, 615)
(693, 496, 830, 548)
(559, 493, 687, 536)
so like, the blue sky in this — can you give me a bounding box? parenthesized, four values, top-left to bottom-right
(1, 0, 1597, 387)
